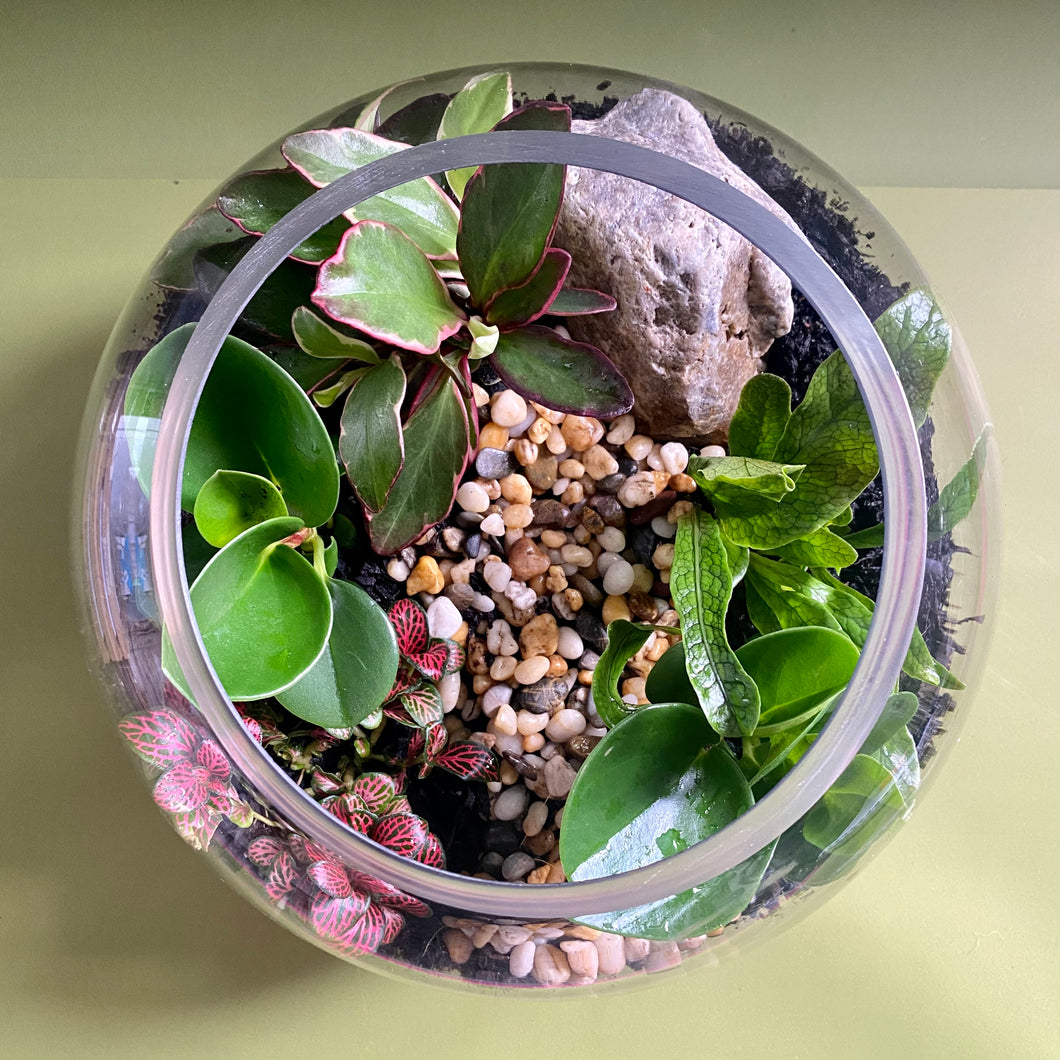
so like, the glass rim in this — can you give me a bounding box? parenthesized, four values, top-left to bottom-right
(149, 129, 927, 917)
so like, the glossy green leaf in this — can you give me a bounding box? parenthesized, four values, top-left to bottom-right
(735, 627, 860, 735)
(163, 517, 332, 701)
(671, 511, 759, 736)
(282, 127, 459, 258)
(339, 355, 407, 512)
(872, 724, 921, 805)
(181, 521, 217, 585)
(728, 373, 792, 460)
(313, 221, 465, 354)
(275, 577, 399, 728)
(767, 525, 859, 569)
(266, 347, 354, 392)
(490, 326, 633, 418)
(376, 92, 451, 145)
(291, 306, 379, 362)
(151, 206, 245, 290)
(561, 704, 773, 939)
(644, 641, 697, 708)
(591, 620, 655, 728)
(367, 376, 470, 554)
(690, 455, 805, 504)
(437, 70, 513, 199)
(546, 286, 617, 316)
(216, 168, 350, 263)
(323, 536, 339, 578)
(802, 753, 907, 858)
(193, 470, 288, 548)
(456, 102, 570, 307)
(311, 367, 368, 409)
(124, 324, 339, 528)
(859, 692, 919, 757)
(483, 248, 570, 327)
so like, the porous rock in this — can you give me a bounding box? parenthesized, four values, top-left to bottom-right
(553, 89, 798, 442)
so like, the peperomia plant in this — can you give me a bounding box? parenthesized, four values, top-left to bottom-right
(559, 288, 983, 937)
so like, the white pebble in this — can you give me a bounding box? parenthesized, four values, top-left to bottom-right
(482, 561, 512, 592)
(560, 544, 593, 567)
(493, 731, 524, 757)
(387, 558, 411, 581)
(652, 543, 675, 570)
(472, 592, 495, 612)
(543, 754, 578, 797)
(491, 389, 528, 428)
(493, 703, 518, 736)
(545, 708, 587, 743)
(556, 626, 584, 660)
(646, 444, 665, 471)
(625, 434, 653, 461)
(602, 559, 635, 597)
(631, 564, 654, 592)
(482, 683, 512, 716)
(597, 526, 626, 553)
(596, 551, 621, 578)
(438, 671, 462, 713)
(506, 584, 537, 610)
(651, 515, 677, 539)
(480, 512, 506, 536)
(509, 940, 536, 978)
(427, 596, 463, 639)
(514, 656, 551, 685)
(660, 441, 689, 475)
(456, 481, 490, 513)
(517, 710, 550, 735)
(510, 406, 537, 438)
(605, 413, 635, 446)
(700, 444, 726, 459)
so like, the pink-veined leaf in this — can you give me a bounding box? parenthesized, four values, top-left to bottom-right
(153, 761, 210, 813)
(118, 710, 199, 769)
(369, 812, 430, 859)
(340, 902, 388, 955)
(308, 858, 354, 898)
(406, 727, 425, 762)
(404, 640, 451, 681)
(435, 742, 499, 782)
(321, 794, 373, 833)
(247, 835, 288, 868)
(385, 662, 421, 702)
(237, 702, 286, 746)
(310, 891, 371, 943)
(399, 683, 443, 727)
(382, 702, 415, 726)
(422, 722, 448, 760)
(388, 795, 412, 816)
(265, 851, 300, 903)
(441, 640, 465, 676)
(170, 806, 222, 851)
(417, 833, 446, 870)
(388, 598, 430, 656)
(310, 769, 346, 796)
(350, 872, 432, 916)
(225, 796, 255, 828)
(380, 905, 406, 945)
(351, 772, 401, 814)
(195, 739, 231, 780)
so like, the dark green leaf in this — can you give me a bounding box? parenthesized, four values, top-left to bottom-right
(275, 577, 399, 728)
(437, 70, 513, 199)
(545, 286, 617, 316)
(291, 306, 379, 362)
(181, 521, 217, 585)
(727, 373, 792, 460)
(591, 620, 655, 728)
(313, 222, 465, 354)
(671, 511, 760, 736)
(376, 93, 451, 146)
(735, 627, 859, 735)
(490, 326, 633, 418)
(483, 248, 570, 327)
(859, 692, 918, 757)
(216, 168, 350, 263)
(323, 536, 339, 578)
(456, 102, 570, 307)
(367, 376, 470, 553)
(163, 517, 332, 701)
(560, 705, 773, 939)
(265, 346, 353, 392)
(339, 355, 407, 512)
(151, 206, 245, 290)
(193, 470, 288, 548)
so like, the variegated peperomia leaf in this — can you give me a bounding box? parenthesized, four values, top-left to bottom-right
(291, 305, 379, 363)
(436, 70, 513, 199)
(545, 286, 618, 316)
(483, 248, 571, 327)
(282, 127, 460, 258)
(314, 222, 466, 355)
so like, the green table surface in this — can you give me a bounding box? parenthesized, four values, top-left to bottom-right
(3, 4, 1058, 1058)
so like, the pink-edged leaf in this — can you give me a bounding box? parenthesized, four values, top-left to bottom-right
(366, 376, 470, 555)
(153, 762, 209, 813)
(382, 702, 415, 726)
(321, 794, 373, 833)
(379, 905, 406, 945)
(385, 661, 420, 702)
(195, 739, 231, 780)
(405, 640, 451, 681)
(171, 807, 222, 851)
(440, 639, 465, 677)
(119, 710, 199, 769)
(456, 352, 480, 450)
(310, 769, 346, 797)
(265, 851, 300, 903)
(416, 833, 446, 870)
(247, 835, 288, 868)
(351, 772, 401, 814)
(312, 221, 465, 355)
(491, 325, 633, 418)
(546, 286, 618, 316)
(308, 858, 354, 898)
(484, 248, 571, 327)
(388, 598, 429, 656)
(369, 812, 430, 859)
(422, 722, 448, 761)
(399, 683, 443, 727)
(310, 891, 371, 943)
(435, 742, 499, 782)
(339, 901, 387, 955)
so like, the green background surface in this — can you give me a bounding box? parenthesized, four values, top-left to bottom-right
(2, 2, 1057, 1058)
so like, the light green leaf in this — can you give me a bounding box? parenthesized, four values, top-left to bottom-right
(282, 127, 459, 258)
(437, 70, 513, 199)
(193, 470, 288, 548)
(292, 306, 379, 362)
(727, 373, 792, 460)
(859, 692, 919, 757)
(768, 525, 859, 568)
(671, 511, 759, 736)
(690, 455, 805, 505)
(313, 221, 465, 354)
(275, 578, 399, 728)
(591, 620, 656, 728)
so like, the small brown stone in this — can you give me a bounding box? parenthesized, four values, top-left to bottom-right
(565, 733, 602, 759)
(628, 591, 659, 621)
(527, 864, 552, 885)
(507, 536, 550, 580)
(531, 498, 571, 527)
(628, 489, 678, 525)
(587, 492, 626, 527)
(579, 505, 606, 535)
(406, 555, 444, 595)
(521, 616, 560, 664)
(524, 454, 558, 491)
(443, 928, 474, 964)
(525, 829, 556, 857)
(466, 635, 490, 675)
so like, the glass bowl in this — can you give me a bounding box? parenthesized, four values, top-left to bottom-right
(75, 61, 999, 989)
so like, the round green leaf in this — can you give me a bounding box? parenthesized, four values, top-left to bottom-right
(560, 703, 773, 939)
(193, 470, 288, 548)
(275, 578, 399, 728)
(164, 517, 333, 701)
(736, 626, 860, 735)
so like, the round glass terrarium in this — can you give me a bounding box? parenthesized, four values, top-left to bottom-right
(75, 62, 999, 989)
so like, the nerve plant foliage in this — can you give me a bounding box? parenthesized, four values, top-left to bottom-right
(125, 70, 629, 733)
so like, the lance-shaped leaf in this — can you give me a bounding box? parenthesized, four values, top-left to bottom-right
(483, 248, 571, 327)
(124, 324, 339, 527)
(560, 704, 774, 940)
(671, 511, 759, 736)
(727, 373, 792, 460)
(490, 326, 633, 418)
(591, 619, 656, 728)
(292, 305, 379, 362)
(437, 70, 513, 199)
(339, 355, 407, 512)
(545, 286, 617, 317)
(457, 101, 570, 307)
(376, 92, 451, 145)
(283, 127, 459, 258)
(767, 525, 858, 569)
(367, 376, 470, 553)
(314, 222, 465, 354)
(193, 470, 288, 548)
(275, 577, 400, 729)
(162, 516, 333, 701)
(216, 168, 350, 263)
